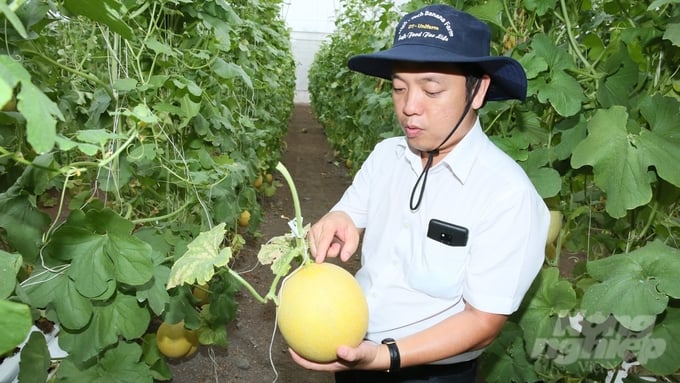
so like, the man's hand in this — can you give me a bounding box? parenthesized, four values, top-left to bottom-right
(308, 211, 360, 263)
(289, 340, 386, 372)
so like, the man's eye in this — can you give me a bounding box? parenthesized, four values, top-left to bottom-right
(425, 90, 441, 97)
(392, 87, 405, 93)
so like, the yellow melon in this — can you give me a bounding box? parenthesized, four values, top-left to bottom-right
(276, 262, 368, 363)
(156, 321, 199, 359)
(547, 210, 563, 244)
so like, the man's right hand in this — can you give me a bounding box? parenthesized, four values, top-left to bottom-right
(308, 211, 360, 263)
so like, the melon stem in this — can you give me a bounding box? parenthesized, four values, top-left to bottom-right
(275, 162, 310, 264)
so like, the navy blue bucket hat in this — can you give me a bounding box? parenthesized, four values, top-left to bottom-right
(348, 4, 527, 102)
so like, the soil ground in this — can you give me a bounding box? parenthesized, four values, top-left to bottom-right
(166, 104, 358, 383)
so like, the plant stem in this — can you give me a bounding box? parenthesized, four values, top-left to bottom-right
(558, 0, 594, 74)
(228, 268, 268, 304)
(99, 130, 139, 168)
(275, 162, 310, 264)
(21, 49, 115, 100)
(132, 200, 193, 224)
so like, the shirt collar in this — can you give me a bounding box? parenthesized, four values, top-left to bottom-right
(395, 118, 485, 184)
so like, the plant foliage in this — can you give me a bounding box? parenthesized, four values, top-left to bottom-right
(309, 0, 680, 380)
(1, 0, 295, 380)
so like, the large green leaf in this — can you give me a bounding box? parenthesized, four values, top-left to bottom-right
(59, 292, 150, 363)
(57, 341, 153, 383)
(45, 208, 153, 298)
(644, 307, 680, 375)
(62, 0, 134, 40)
(571, 106, 652, 218)
(0, 190, 50, 263)
(167, 223, 233, 289)
(636, 94, 680, 188)
(19, 263, 68, 308)
(596, 45, 639, 108)
(517, 267, 578, 357)
(663, 22, 680, 46)
(53, 279, 93, 330)
(134, 229, 173, 316)
(0, 1, 28, 38)
(18, 331, 50, 383)
(0, 250, 22, 298)
(0, 299, 32, 354)
(0, 55, 63, 153)
(482, 321, 539, 383)
(581, 240, 680, 330)
(534, 71, 585, 117)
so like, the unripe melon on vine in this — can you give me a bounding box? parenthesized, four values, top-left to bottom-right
(547, 210, 563, 244)
(277, 262, 368, 363)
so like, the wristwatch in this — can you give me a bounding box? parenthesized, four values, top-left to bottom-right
(381, 338, 401, 373)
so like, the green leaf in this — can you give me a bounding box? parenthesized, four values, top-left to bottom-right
(481, 321, 538, 383)
(63, 0, 134, 40)
(524, 166, 561, 198)
(45, 208, 153, 297)
(140, 334, 173, 381)
(523, 0, 558, 16)
(145, 37, 177, 57)
(571, 106, 652, 218)
(213, 59, 253, 88)
(0, 2, 28, 38)
(0, 193, 50, 262)
(57, 341, 153, 383)
(0, 76, 12, 107)
(517, 267, 578, 355)
(466, 0, 504, 27)
(18, 331, 50, 383)
(136, 264, 171, 316)
(20, 263, 69, 308)
(133, 229, 172, 315)
(644, 307, 680, 375)
(76, 129, 126, 146)
(530, 33, 575, 73)
(16, 77, 63, 154)
(167, 223, 233, 289)
(662, 22, 680, 47)
(636, 94, 680, 188)
(596, 45, 639, 108)
(54, 279, 93, 330)
(106, 232, 154, 286)
(257, 229, 307, 278)
(59, 293, 150, 363)
(0, 250, 22, 298)
(581, 240, 680, 330)
(518, 52, 548, 80)
(0, 57, 63, 153)
(113, 78, 138, 92)
(0, 55, 64, 153)
(534, 71, 584, 117)
(98, 341, 153, 382)
(0, 299, 32, 354)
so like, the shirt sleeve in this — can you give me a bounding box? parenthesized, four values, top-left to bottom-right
(463, 187, 550, 314)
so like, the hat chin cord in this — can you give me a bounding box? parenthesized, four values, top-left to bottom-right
(409, 80, 482, 211)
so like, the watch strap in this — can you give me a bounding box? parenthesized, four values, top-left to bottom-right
(381, 338, 401, 373)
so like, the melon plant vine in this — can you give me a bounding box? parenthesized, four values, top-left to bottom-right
(309, 0, 680, 381)
(1, 0, 295, 381)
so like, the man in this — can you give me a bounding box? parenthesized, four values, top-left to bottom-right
(292, 4, 549, 382)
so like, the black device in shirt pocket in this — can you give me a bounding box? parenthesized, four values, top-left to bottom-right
(427, 219, 468, 247)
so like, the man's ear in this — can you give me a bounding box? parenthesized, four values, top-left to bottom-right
(472, 75, 491, 109)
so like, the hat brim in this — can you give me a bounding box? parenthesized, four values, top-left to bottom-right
(348, 44, 527, 102)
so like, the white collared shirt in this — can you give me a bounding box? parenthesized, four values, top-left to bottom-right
(332, 119, 549, 362)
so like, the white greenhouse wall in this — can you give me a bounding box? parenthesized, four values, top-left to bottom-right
(281, 0, 340, 103)
(281, 0, 408, 103)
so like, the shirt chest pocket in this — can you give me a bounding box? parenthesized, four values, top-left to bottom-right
(407, 238, 469, 299)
